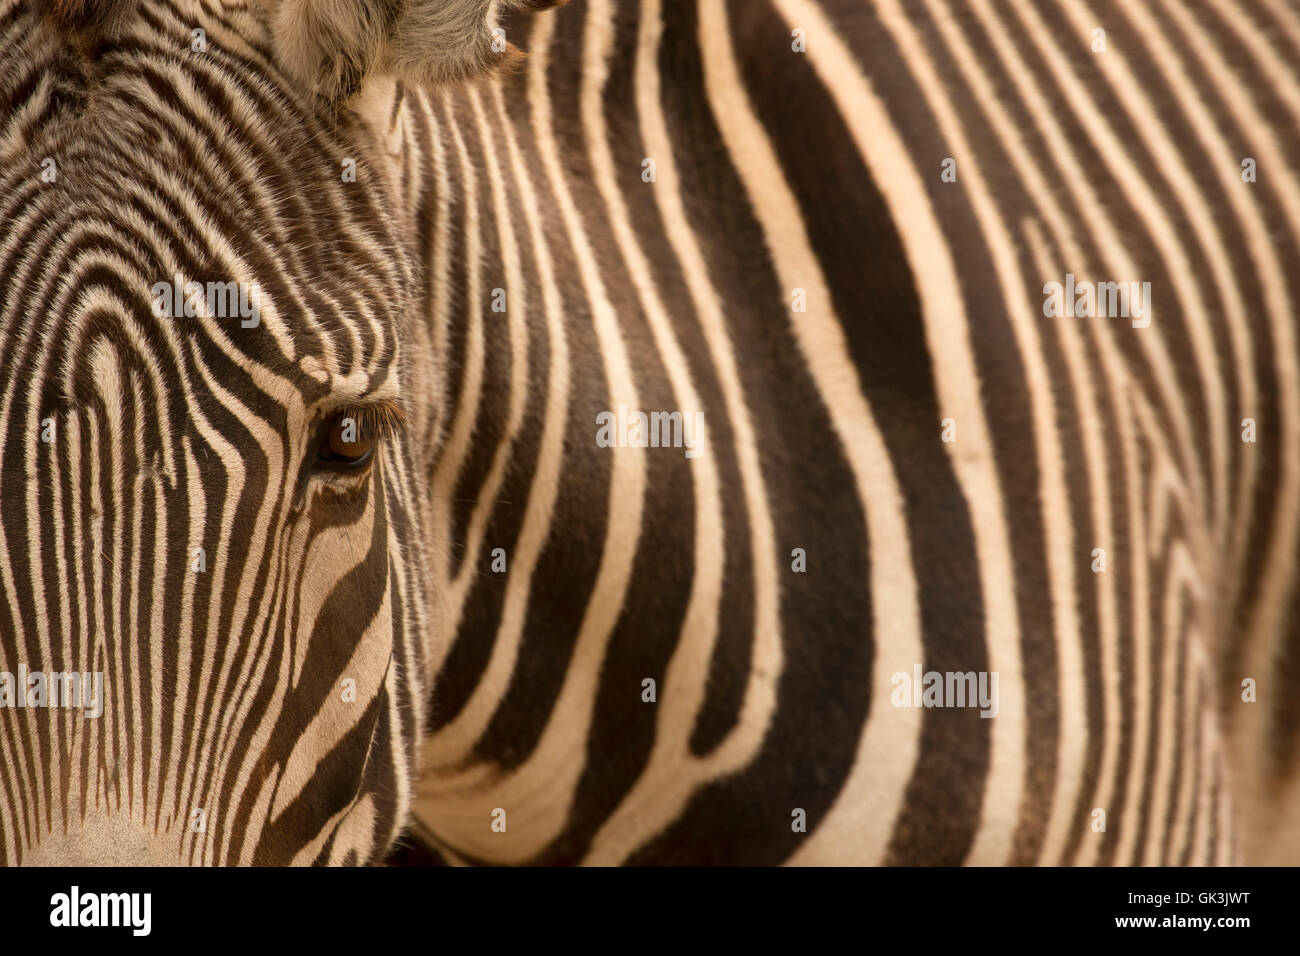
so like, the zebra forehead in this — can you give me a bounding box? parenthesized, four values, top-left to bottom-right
(1, 3, 418, 399)
(0, 225, 405, 391)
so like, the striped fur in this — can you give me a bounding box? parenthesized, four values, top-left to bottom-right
(398, 0, 1300, 865)
(0, 0, 1297, 866)
(0, 0, 431, 864)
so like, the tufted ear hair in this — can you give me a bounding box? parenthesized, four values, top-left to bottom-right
(271, 0, 567, 103)
(31, 0, 140, 34)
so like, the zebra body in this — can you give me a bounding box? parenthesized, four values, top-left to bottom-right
(399, 0, 1300, 866)
(0, 0, 1297, 865)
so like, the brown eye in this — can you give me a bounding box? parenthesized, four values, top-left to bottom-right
(317, 413, 376, 469)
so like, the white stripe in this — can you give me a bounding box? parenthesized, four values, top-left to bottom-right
(875, 0, 1086, 868)
(691, 0, 924, 865)
(773, 0, 1026, 864)
(416, 7, 646, 863)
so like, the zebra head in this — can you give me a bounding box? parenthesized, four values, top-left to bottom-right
(0, 0, 520, 865)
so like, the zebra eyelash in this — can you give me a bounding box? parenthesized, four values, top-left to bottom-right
(325, 398, 408, 441)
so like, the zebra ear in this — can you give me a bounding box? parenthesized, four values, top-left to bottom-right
(31, 0, 139, 34)
(272, 0, 565, 103)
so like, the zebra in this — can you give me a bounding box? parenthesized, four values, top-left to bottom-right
(0, 0, 1297, 866)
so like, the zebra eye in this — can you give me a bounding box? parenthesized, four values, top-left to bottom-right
(316, 412, 376, 469)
